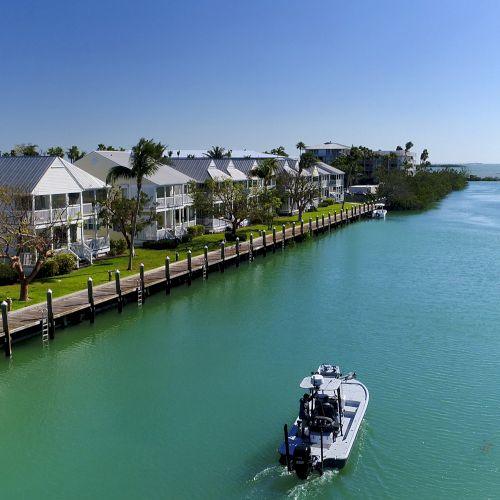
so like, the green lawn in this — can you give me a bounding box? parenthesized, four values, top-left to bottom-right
(0, 202, 359, 310)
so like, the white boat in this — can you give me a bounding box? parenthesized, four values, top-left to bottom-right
(372, 203, 387, 218)
(278, 364, 369, 479)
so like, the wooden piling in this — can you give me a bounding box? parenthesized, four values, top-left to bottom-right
(46, 289, 55, 339)
(272, 227, 276, 253)
(328, 212, 331, 230)
(165, 256, 171, 294)
(2, 301, 11, 358)
(140, 263, 146, 303)
(204, 245, 209, 276)
(87, 277, 95, 324)
(292, 222, 296, 240)
(262, 230, 267, 257)
(115, 270, 123, 313)
(220, 241, 225, 272)
(175, 252, 179, 262)
(322, 214, 325, 233)
(187, 250, 192, 285)
(315, 216, 319, 235)
(309, 217, 313, 236)
(334, 211, 337, 223)
(235, 238, 240, 267)
(249, 233, 254, 261)
(282, 224, 286, 248)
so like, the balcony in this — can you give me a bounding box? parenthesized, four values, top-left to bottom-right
(155, 194, 193, 210)
(34, 203, 94, 225)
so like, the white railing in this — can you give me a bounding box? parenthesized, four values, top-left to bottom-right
(157, 228, 176, 240)
(82, 203, 93, 215)
(70, 241, 93, 264)
(156, 194, 192, 209)
(34, 204, 94, 225)
(34, 209, 51, 224)
(85, 237, 110, 253)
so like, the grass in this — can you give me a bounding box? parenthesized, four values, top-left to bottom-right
(0, 202, 358, 310)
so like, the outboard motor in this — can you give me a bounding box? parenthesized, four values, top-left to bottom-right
(292, 444, 313, 480)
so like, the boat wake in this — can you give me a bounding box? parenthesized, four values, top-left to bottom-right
(246, 464, 338, 499)
(286, 469, 339, 499)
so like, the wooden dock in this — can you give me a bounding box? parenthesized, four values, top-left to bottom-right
(0, 204, 374, 353)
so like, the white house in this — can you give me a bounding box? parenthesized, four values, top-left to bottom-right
(0, 156, 109, 263)
(76, 151, 196, 242)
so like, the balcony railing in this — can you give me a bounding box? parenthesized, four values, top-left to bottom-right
(156, 194, 193, 209)
(34, 203, 94, 225)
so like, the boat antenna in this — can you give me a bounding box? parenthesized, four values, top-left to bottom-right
(283, 424, 292, 472)
(320, 424, 324, 475)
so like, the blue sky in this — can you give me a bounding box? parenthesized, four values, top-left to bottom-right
(1, 0, 499, 163)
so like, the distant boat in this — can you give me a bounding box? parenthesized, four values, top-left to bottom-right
(278, 364, 369, 480)
(372, 203, 387, 219)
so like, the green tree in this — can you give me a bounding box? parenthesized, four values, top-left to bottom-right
(250, 158, 278, 189)
(296, 141, 306, 157)
(106, 138, 169, 270)
(190, 179, 249, 235)
(66, 145, 85, 163)
(0, 189, 66, 301)
(249, 189, 282, 229)
(265, 146, 288, 157)
(420, 148, 430, 169)
(47, 146, 65, 157)
(276, 153, 319, 220)
(396, 145, 403, 151)
(98, 188, 160, 252)
(10, 144, 39, 156)
(205, 146, 231, 158)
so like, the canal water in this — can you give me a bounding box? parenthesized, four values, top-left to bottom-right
(1, 183, 499, 499)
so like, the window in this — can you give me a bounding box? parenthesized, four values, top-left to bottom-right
(165, 186, 172, 197)
(68, 192, 80, 205)
(51, 194, 66, 209)
(82, 191, 94, 204)
(35, 195, 49, 210)
(156, 187, 164, 199)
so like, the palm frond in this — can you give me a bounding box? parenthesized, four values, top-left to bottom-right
(106, 165, 134, 184)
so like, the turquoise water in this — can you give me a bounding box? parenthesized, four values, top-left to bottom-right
(1, 182, 500, 499)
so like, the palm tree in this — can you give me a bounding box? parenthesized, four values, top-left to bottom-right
(66, 145, 85, 163)
(205, 146, 231, 159)
(296, 141, 306, 157)
(47, 146, 65, 158)
(250, 158, 278, 190)
(106, 138, 169, 270)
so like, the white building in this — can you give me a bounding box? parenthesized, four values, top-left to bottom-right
(76, 151, 196, 242)
(0, 156, 109, 263)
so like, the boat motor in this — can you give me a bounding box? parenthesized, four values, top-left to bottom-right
(292, 443, 313, 480)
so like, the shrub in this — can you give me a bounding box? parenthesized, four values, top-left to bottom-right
(39, 258, 59, 278)
(224, 231, 247, 242)
(319, 199, 334, 207)
(179, 234, 192, 244)
(306, 205, 317, 213)
(109, 238, 127, 256)
(0, 263, 16, 285)
(143, 238, 180, 250)
(187, 225, 205, 237)
(54, 253, 77, 274)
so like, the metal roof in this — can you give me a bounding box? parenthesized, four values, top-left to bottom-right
(316, 161, 345, 175)
(306, 142, 350, 150)
(63, 159, 107, 189)
(0, 156, 54, 192)
(164, 149, 287, 159)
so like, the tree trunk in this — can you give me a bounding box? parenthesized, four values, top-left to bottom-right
(19, 277, 29, 301)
